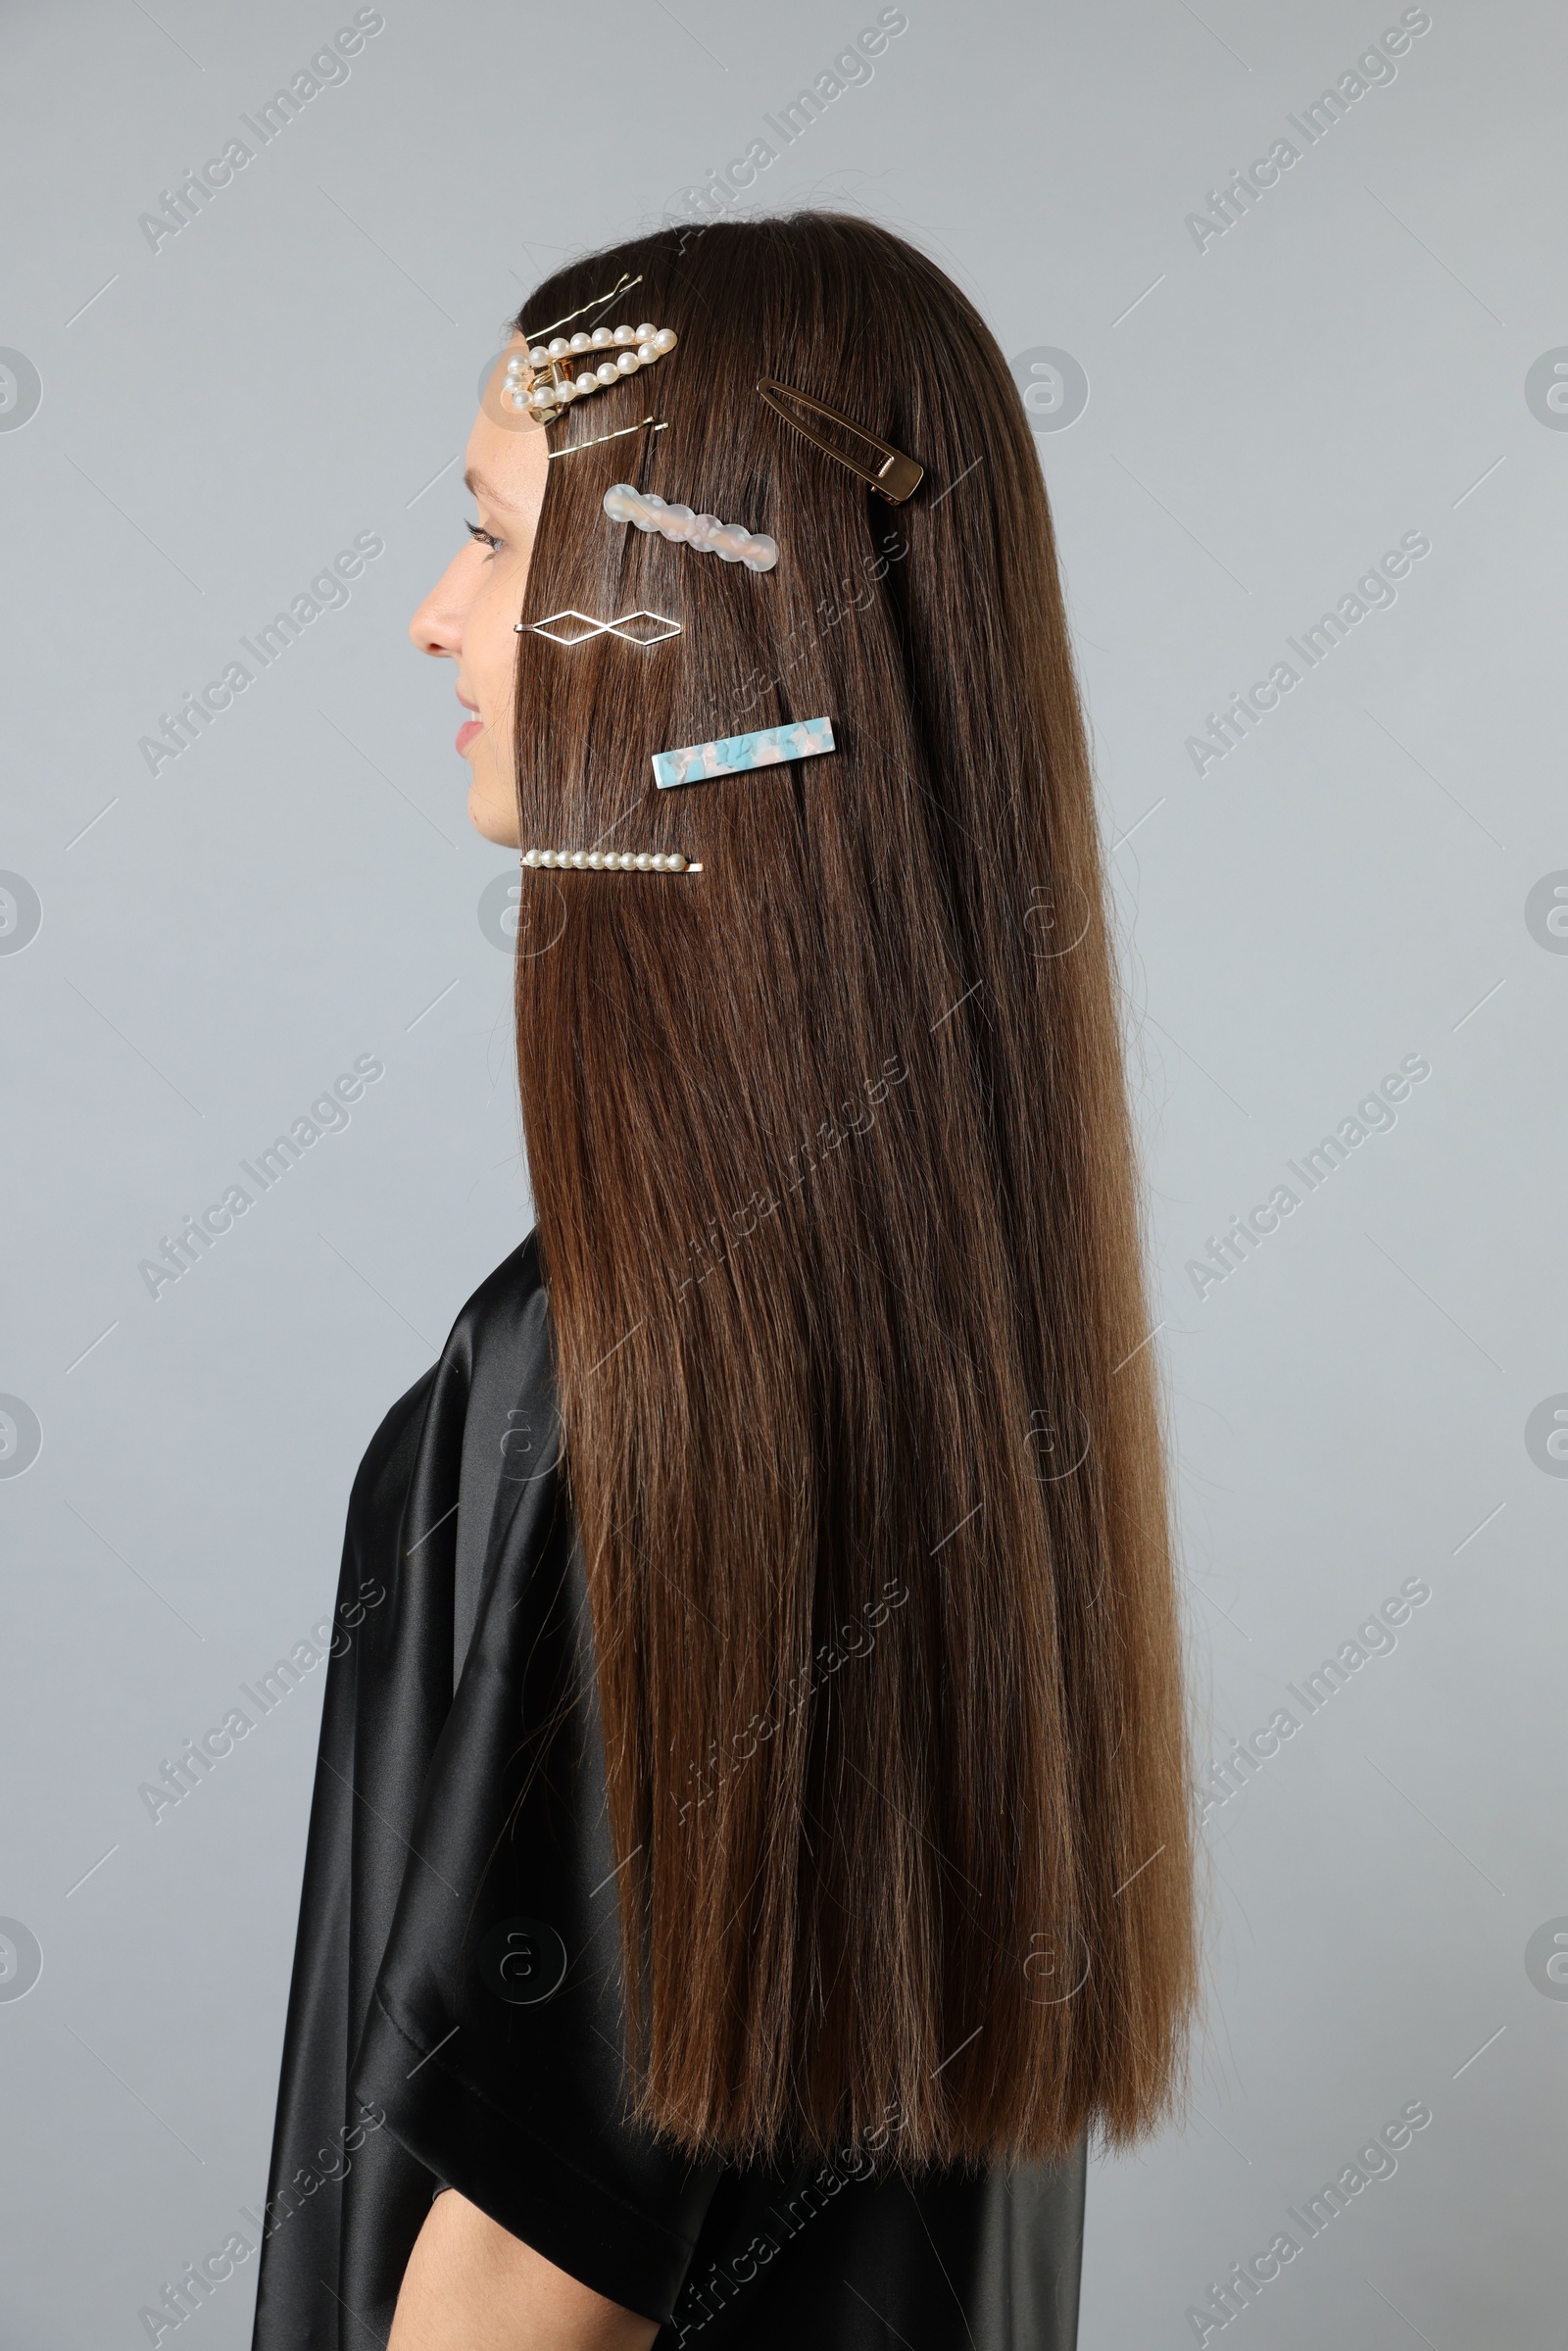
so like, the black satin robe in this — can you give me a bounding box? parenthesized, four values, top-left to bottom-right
(249, 1236, 1086, 2348)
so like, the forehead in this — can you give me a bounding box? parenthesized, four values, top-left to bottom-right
(464, 395, 549, 512)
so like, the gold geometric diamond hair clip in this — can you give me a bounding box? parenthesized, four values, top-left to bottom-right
(505, 272, 679, 427)
(516, 610, 681, 646)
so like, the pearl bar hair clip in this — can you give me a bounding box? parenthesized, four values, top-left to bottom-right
(522, 848, 702, 873)
(603, 483, 777, 571)
(505, 275, 678, 425)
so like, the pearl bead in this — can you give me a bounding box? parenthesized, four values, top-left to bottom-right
(587, 852, 605, 869)
(668, 854, 688, 872)
(548, 337, 570, 358)
(591, 362, 615, 385)
(637, 341, 658, 366)
(616, 350, 641, 373)
(505, 355, 526, 377)
(555, 376, 578, 402)
(569, 332, 591, 353)
(634, 854, 653, 870)
(507, 388, 528, 411)
(570, 851, 588, 868)
(634, 322, 656, 342)
(653, 327, 676, 353)
(528, 385, 555, 412)
(612, 323, 636, 345)
(522, 849, 539, 866)
(528, 345, 549, 367)
(652, 854, 669, 871)
(575, 371, 598, 395)
(590, 326, 613, 348)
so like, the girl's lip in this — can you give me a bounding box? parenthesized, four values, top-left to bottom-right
(456, 716, 484, 755)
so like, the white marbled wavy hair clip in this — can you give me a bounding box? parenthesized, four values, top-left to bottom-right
(602, 482, 778, 573)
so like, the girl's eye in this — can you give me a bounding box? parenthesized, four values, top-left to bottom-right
(466, 520, 502, 552)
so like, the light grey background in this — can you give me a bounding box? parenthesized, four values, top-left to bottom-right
(1, 0, 1563, 2342)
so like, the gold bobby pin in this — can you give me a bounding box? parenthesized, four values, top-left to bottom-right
(550, 416, 669, 463)
(756, 377, 923, 505)
(520, 272, 643, 347)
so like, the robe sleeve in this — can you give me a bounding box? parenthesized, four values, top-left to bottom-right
(349, 1396, 724, 2327)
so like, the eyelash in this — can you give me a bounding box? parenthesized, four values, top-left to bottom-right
(466, 519, 502, 554)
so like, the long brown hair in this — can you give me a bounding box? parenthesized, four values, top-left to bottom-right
(508, 213, 1197, 2168)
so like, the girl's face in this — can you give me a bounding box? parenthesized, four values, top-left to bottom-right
(409, 337, 551, 848)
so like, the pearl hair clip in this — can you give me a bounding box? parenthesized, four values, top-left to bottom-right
(603, 483, 778, 572)
(522, 847, 702, 874)
(504, 274, 679, 425)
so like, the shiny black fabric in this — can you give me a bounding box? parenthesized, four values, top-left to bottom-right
(250, 1236, 1086, 2349)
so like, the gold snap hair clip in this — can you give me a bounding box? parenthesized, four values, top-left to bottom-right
(756, 377, 923, 505)
(522, 848, 703, 873)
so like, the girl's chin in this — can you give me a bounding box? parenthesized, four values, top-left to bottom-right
(467, 777, 519, 849)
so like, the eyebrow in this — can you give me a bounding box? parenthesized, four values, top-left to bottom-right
(464, 466, 523, 511)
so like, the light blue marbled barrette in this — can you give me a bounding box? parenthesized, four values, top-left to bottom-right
(652, 717, 835, 792)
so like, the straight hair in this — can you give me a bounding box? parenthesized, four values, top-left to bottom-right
(507, 212, 1198, 2168)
